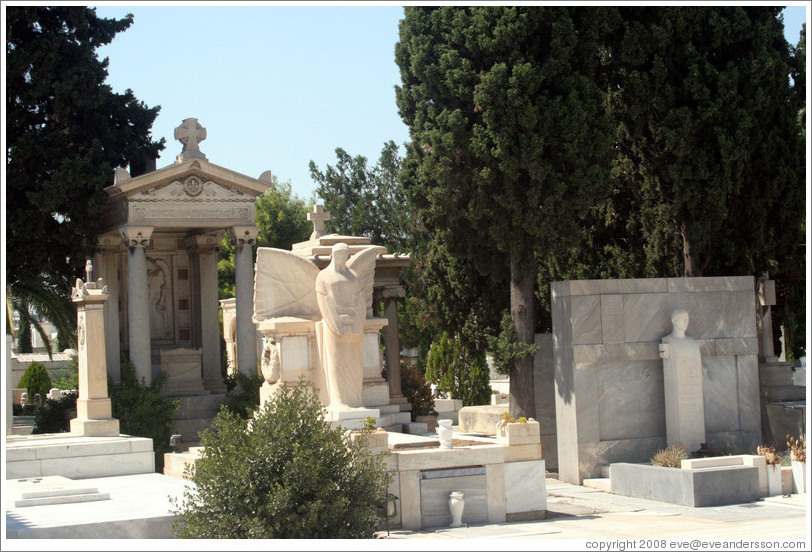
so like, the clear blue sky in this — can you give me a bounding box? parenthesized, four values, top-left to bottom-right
(92, 2, 808, 202)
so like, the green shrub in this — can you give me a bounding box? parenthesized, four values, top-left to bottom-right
(110, 355, 180, 472)
(651, 443, 689, 468)
(19, 361, 53, 399)
(400, 357, 436, 420)
(172, 382, 391, 538)
(487, 310, 539, 377)
(51, 354, 79, 390)
(222, 371, 263, 419)
(33, 391, 78, 434)
(425, 332, 491, 406)
(13, 403, 36, 416)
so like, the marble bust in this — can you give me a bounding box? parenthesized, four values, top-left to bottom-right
(659, 309, 706, 452)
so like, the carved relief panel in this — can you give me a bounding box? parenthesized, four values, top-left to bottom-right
(146, 255, 174, 343)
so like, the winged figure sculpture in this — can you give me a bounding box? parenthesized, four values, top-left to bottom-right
(253, 243, 383, 412)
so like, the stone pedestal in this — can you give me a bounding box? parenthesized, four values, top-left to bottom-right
(70, 269, 120, 437)
(257, 315, 390, 429)
(161, 348, 206, 396)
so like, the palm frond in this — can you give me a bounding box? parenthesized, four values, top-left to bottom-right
(9, 274, 77, 357)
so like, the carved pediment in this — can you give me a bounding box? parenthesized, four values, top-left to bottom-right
(134, 175, 247, 202)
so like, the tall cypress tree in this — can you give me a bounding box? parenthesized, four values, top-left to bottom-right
(609, 7, 805, 277)
(396, 7, 615, 417)
(6, 6, 164, 285)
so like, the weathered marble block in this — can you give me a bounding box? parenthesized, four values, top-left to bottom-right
(496, 420, 541, 446)
(160, 348, 205, 396)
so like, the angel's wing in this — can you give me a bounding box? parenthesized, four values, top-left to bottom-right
(347, 246, 386, 317)
(253, 248, 320, 322)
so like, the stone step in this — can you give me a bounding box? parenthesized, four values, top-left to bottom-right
(763, 386, 806, 402)
(376, 404, 403, 415)
(434, 398, 463, 413)
(173, 407, 224, 421)
(362, 381, 390, 408)
(379, 411, 412, 427)
(171, 394, 226, 421)
(6, 434, 155, 480)
(7, 476, 113, 508)
(170, 418, 215, 443)
(381, 423, 403, 433)
(582, 478, 612, 493)
(12, 416, 36, 436)
(401, 422, 428, 435)
(163, 448, 204, 480)
(760, 363, 797, 386)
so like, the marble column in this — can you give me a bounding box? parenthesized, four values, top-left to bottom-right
(94, 238, 122, 384)
(70, 261, 120, 437)
(229, 226, 259, 378)
(6, 334, 13, 435)
(122, 226, 154, 385)
(195, 233, 225, 392)
(758, 274, 778, 362)
(382, 286, 406, 402)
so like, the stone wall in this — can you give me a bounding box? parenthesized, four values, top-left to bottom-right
(10, 351, 74, 389)
(533, 333, 557, 470)
(552, 277, 760, 484)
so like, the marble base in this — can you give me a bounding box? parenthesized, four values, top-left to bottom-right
(6, 433, 155, 480)
(5, 473, 191, 539)
(7, 476, 110, 508)
(326, 407, 380, 430)
(505, 460, 546, 514)
(70, 417, 120, 437)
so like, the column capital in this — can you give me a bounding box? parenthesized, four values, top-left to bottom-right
(228, 226, 259, 247)
(120, 226, 154, 248)
(381, 286, 406, 299)
(187, 232, 223, 254)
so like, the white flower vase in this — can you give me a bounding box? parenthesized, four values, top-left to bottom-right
(448, 491, 465, 527)
(791, 460, 806, 494)
(438, 419, 453, 449)
(766, 464, 783, 496)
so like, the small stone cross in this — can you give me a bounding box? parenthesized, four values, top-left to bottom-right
(307, 205, 332, 240)
(174, 118, 207, 154)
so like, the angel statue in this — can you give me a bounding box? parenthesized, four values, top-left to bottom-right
(253, 243, 382, 414)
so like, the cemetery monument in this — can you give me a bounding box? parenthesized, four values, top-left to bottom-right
(659, 308, 706, 453)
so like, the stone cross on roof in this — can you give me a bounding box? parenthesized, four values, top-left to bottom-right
(307, 205, 332, 240)
(174, 118, 207, 161)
